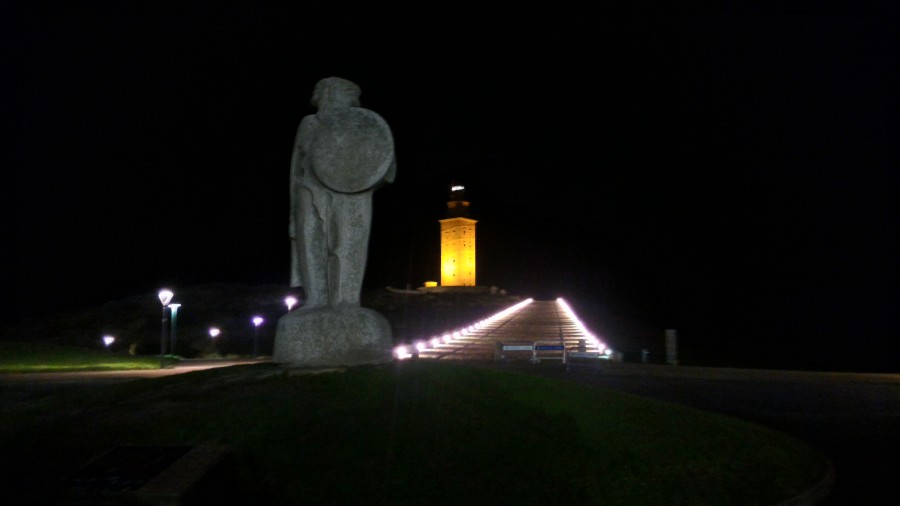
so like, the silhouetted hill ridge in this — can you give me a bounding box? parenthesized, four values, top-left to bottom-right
(0, 284, 524, 358)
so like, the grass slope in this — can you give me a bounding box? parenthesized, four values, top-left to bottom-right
(0, 360, 828, 505)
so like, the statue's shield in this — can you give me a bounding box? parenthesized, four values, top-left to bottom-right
(310, 108, 395, 193)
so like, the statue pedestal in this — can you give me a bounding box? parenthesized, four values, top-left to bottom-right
(272, 306, 393, 367)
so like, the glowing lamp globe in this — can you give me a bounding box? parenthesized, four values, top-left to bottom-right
(158, 289, 174, 307)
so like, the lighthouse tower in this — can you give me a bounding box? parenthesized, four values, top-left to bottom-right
(439, 184, 477, 287)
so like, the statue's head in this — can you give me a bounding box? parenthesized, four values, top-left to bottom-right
(311, 77, 361, 109)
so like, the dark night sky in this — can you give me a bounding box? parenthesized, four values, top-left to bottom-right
(10, 4, 899, 371)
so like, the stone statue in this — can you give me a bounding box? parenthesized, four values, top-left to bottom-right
(289, 76, 396, 308)
(274, 76, 396, 367)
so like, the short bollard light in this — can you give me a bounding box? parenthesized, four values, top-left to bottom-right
(209, 327, 221, 355)
(102, 335, 115, 350)
(252, 316, 264, 357)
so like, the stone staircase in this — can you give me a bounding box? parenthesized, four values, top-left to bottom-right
(396, 298, 607, 363)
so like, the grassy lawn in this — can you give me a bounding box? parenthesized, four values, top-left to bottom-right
(0, 341, 174, 372)
(0, 342, 829, 505)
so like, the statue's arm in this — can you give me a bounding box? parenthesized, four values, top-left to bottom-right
(384, 153, 397, 184)
(288, 128, 301, 238)
(290, 117, 315, 180)
(289, 116, 315, 237)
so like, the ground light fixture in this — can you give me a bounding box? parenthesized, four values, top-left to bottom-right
(252, 316, 264, 356)
(209, 327, 221, 354)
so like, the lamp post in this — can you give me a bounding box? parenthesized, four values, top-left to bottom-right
(252, 316, 264, 357)
(102, 335, 115, 351)
(158, 289, 174, 368)
(169, 303, 181, 357)
(285, 296, 298, 312)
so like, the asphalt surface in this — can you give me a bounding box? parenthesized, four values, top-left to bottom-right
(2, 359, 897, 505)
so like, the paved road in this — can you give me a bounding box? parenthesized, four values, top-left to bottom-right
(0, 358, 267, 414)
(0, 358, 266, 385)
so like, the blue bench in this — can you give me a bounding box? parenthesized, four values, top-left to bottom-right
(531, 341, 566, 364)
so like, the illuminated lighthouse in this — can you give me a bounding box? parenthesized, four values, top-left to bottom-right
(439, 184, 477, 287)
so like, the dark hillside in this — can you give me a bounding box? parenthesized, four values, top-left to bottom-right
(0, 284, 524, 358)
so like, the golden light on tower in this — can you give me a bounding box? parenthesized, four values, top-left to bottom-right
(439, 184, 477, 286)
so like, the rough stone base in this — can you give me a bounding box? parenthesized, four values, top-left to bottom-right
(272, 305, 393, 367)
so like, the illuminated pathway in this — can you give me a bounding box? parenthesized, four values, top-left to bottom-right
(394, 298, 611, 363)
